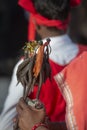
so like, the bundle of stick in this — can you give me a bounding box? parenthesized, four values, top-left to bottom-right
(13, 38, 51, 130)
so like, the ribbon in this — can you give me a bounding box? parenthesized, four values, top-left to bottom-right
(18, 0, 82, 40)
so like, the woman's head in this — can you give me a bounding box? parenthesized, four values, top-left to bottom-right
(32, 0, 70, 21)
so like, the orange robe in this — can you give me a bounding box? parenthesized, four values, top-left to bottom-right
(55, 51, 87, 130)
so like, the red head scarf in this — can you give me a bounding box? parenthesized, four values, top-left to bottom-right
(18, 0, 82, 40)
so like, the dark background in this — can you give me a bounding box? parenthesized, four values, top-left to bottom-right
(0, 0, 28, 76)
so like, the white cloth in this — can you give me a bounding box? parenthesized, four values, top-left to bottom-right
(0, 34, 79, 130)
(0, 60, 24, 130)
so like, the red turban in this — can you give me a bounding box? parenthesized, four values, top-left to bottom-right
(18, 0, 82, 40)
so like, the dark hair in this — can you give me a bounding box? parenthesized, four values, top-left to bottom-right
(32, 0, 70, 20)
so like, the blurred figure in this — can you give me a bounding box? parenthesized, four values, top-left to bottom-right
(0, 0, 87, 130)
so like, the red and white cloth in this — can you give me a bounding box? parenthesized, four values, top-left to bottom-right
(0, 34, 87, 130)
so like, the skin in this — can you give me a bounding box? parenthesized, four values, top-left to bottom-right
(16, 98, 46, 130)
(35, 21, 65, 39)
(16, 98, 67, 130)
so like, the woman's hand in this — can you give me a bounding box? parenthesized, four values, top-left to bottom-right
(16, 98, 46, 130)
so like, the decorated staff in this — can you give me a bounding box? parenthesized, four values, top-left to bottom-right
(13, 38, 51, 130)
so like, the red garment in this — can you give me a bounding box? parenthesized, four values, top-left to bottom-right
(29, 45, 87, 122)
(29, 60, 66, 121)
(55, 51, 87, 130)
